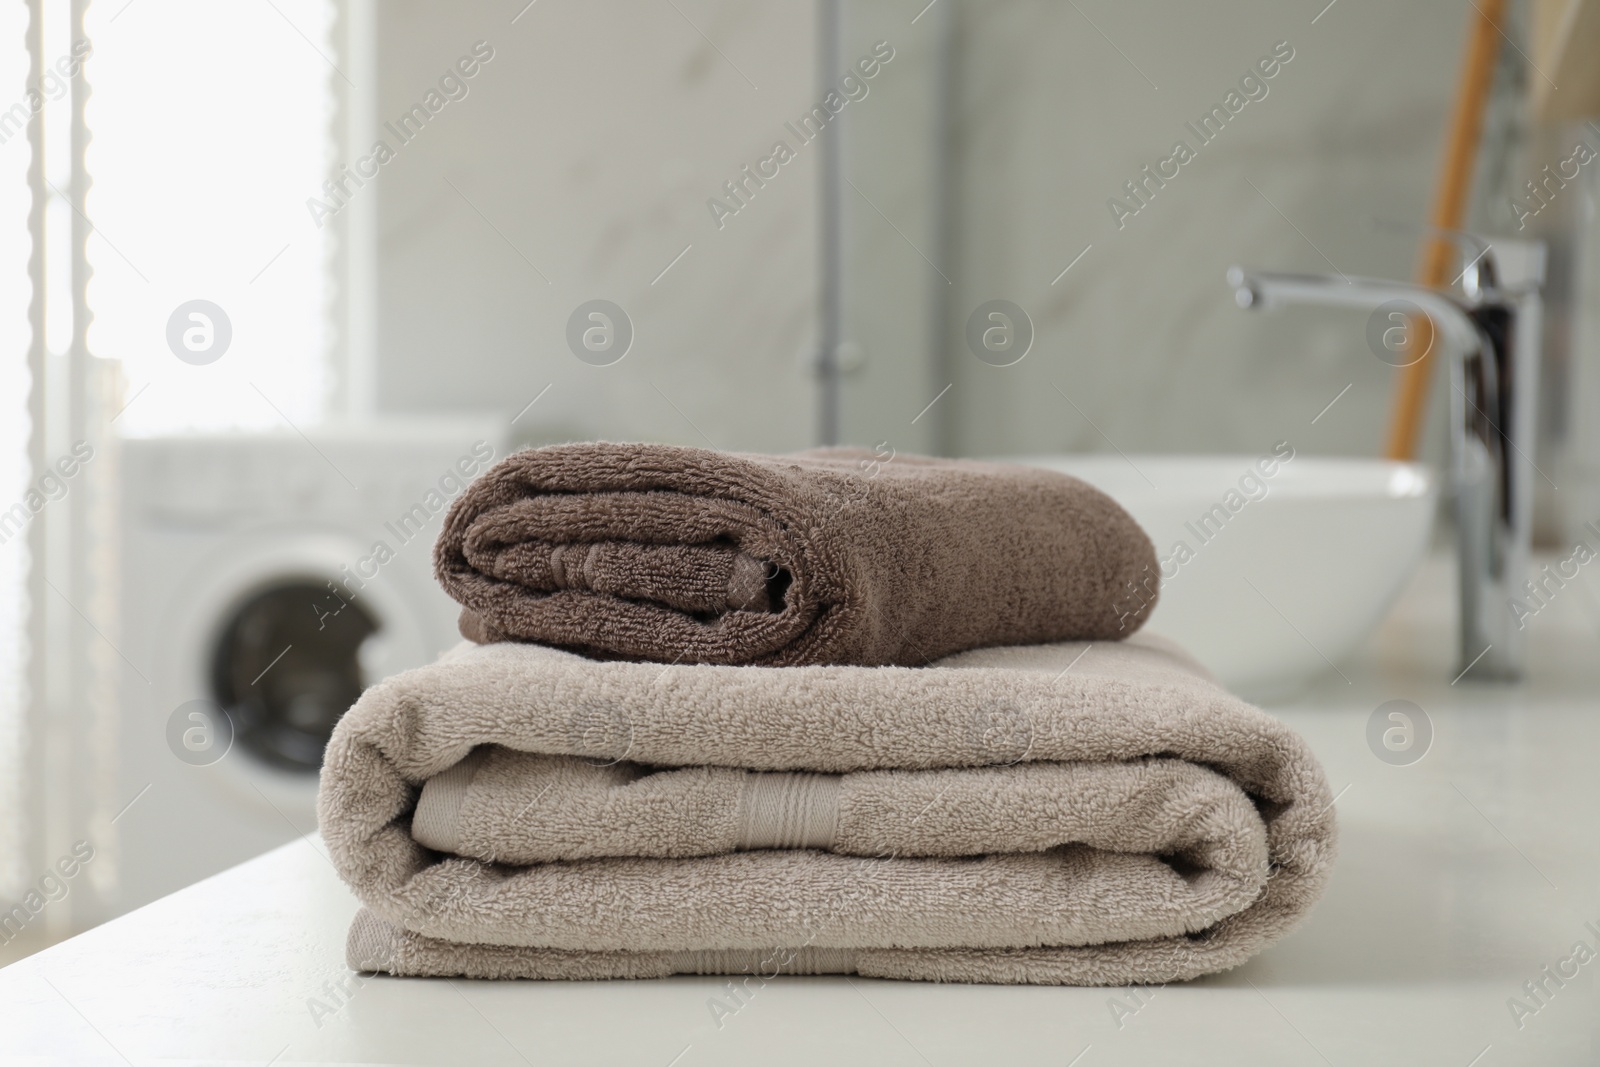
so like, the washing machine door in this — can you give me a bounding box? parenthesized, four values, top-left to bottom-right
(209, 579, 380, 772)
(166, 531, 437, 788)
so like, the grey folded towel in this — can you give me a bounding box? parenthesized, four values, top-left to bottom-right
(433, 442, 1159, 666)
(319, 636, 1336, 985)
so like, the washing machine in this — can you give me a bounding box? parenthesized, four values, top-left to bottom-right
(113, 419, 504, 914)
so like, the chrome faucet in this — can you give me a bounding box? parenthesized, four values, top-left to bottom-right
(1227, 238, 1545, 682)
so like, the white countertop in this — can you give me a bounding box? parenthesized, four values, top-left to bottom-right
(3, 556, 1598, 1066)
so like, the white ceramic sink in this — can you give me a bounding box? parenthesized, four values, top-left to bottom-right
(1008, 453, 1438, 697)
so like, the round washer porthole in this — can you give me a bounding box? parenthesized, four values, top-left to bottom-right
(209, 579, 378, 774)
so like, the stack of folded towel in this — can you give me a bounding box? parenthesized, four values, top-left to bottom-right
(319, 442, 1336, 985)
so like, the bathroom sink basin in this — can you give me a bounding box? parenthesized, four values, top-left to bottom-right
(1007, 453, 1438, 697)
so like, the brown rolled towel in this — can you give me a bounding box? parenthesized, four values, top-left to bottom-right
(433, 442, 1158, 666)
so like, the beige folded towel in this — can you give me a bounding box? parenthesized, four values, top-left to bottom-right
(433, 443, 1159, 666)
(319, 636, 1336, 985)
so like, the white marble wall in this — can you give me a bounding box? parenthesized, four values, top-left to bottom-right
(367, 0, 821, 453)
(367, 0, 1483, 466)
(842, 0, 1476, 466)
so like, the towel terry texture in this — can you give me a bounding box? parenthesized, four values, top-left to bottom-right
(319, 635, 1336, 985)
(432, 442, 1159, 667)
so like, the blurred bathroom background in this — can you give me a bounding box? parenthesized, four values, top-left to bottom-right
(3, 0, 1598, 959)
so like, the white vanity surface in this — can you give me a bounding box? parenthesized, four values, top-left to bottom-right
(2, 556, 1597, 1065)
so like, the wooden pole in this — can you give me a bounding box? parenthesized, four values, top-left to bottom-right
(1384, 0, 1506, 460)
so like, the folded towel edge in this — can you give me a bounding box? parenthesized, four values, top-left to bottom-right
(411, 747, 488, 854)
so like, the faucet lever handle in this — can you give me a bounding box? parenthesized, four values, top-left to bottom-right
(1367, 217, 1493, 261)
(1367, 219, 1500, 299)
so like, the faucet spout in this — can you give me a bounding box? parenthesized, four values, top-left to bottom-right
(1226, 247, 1545, 684)
(1226, 268, 1490, 363)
